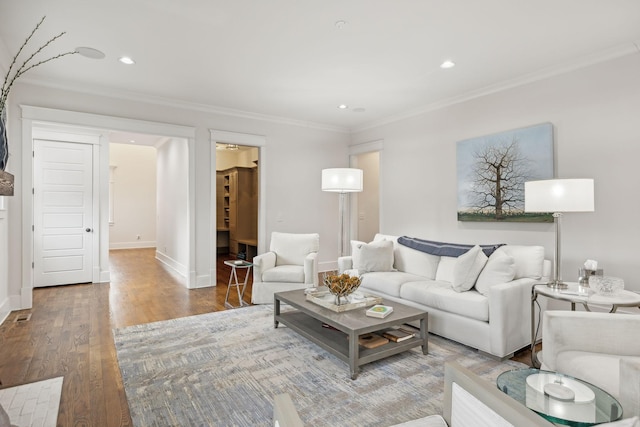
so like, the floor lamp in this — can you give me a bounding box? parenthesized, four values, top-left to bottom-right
(524, 179, 595, 289)
(321, 168, 363, 257)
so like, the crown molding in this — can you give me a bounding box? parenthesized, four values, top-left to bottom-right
(18, 77, 350, 134)
(353, 41, 640, 133)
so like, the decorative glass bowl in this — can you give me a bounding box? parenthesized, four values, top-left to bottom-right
(589, 276, 624, 295)
(323, 273, 362, 305)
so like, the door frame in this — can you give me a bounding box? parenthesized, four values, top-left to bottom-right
(21, 105, 197, 308)
(209, 129, 266, 285)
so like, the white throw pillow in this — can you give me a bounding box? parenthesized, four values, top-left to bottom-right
(435, 256, 457, 282)
(452, 245, 488, 292)
(474, 250, 516, 296)
(352, 240, 394, 272)
(497, 245, 545, 279)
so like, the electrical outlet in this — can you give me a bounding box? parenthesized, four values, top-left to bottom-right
(136, 235, 141, 240)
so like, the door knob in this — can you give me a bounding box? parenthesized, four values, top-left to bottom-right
(86, 228, 92, 232)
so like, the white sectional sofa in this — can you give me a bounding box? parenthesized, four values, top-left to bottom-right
(338, 234, 550, 359)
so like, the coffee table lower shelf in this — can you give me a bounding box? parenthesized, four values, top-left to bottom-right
(274, 291, 428, 380)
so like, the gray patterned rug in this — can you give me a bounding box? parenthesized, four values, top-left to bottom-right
(114, 305, 525, 427)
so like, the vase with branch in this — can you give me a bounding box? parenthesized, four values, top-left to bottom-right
(0, 15, 77, 177)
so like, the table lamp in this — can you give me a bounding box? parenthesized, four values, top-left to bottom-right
(321, 168, 363, 257)
(524, 179, 595, 289)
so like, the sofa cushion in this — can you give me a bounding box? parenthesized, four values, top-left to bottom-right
(394, 244, 440, 280)
(360, 271, 426, 297)
(262, 265, 304, 283)
(475, 250, 516, 296)
(435, 256, 457, 282)
(400, 281, 489, 322)
(352, 240, 394, 273)
(497, 245, 545, 279)
(453, 245, 488, 292)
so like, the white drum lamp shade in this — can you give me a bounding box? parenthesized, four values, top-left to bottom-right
(524, 178, 595, 288)
(321, 168, 363, 192)
(525, 179, 594, 213)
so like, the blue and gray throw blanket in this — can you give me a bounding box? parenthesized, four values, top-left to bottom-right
(398, 236, 504, 258)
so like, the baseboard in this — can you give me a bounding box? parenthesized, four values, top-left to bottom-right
(155, 250, 187, 287)
(0, 295, 10, 326)
(109, 241, 156, 250)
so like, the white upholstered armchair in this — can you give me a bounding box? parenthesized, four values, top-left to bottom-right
(541, 310, 640, 418)
(251, 232, 319, 304)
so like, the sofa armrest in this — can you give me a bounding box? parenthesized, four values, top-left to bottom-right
(252, 251, 276, 282)
(338, 256, 353, 273)
(488, 278, 536, 357)
(304, 252, 318, 285)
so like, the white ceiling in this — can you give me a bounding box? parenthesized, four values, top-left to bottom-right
(1, 1, 639, 131)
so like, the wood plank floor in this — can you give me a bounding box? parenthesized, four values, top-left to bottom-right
(0, 248, 534, 426)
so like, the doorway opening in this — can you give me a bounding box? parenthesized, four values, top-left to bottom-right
(215, 143, 259, 263)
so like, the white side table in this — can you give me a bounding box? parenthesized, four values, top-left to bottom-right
(224, 260, 253, 309)
(530, 282, 640, 366)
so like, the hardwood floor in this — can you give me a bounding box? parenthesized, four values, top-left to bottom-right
(0, 248, 534, 426)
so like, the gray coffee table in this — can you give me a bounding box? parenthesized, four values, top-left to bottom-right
(274, 289, 428, 379)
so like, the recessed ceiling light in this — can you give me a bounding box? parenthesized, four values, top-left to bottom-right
(119, 56, 135, 65)
(129, 140, 136, 143)
(75, 47, 105, 59)
(335, 20, 347, 29)
(440, 60, 456, 69)
(338, 104, 349, 110)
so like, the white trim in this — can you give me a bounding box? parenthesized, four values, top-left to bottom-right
(209, 129, 267, 287)
(348, 139, 384, 155)
(19, 78, 348, 134)
(353, 42, 639, 133)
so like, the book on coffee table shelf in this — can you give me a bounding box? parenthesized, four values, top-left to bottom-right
(366, 304, 394, 318)
(358, 333, 389, 349)
(382, 328, 415, 342)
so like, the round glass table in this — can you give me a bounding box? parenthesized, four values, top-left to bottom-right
(497, 368, 622, 426)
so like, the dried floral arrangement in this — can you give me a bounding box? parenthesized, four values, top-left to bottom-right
(1, 16, 76, 170)
(323, 273, 362, 298)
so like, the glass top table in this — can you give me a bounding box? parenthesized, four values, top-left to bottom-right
(497, 368, 622, 426)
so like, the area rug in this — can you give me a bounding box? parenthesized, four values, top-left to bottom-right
(114, 305, 525, 427)
(0, 376, 63, 427)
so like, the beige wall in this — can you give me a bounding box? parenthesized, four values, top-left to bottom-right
(109, 143, 157, 249)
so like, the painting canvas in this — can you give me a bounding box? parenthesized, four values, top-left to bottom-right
(457, 123, 554, 222)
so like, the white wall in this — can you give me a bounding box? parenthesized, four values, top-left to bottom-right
(155, 138, 189, 278)
(109, 143, 157, 249)
(2, 81, 350, 308)
(352, 53, 640, 290)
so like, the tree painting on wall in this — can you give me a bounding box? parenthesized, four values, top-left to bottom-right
(457, 123, 554, 222)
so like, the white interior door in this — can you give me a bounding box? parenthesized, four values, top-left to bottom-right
(34, 139, 94, 287)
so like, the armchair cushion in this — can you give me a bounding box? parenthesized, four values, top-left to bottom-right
(262, 265, 305, 283)
(270, 232, 319, 266)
